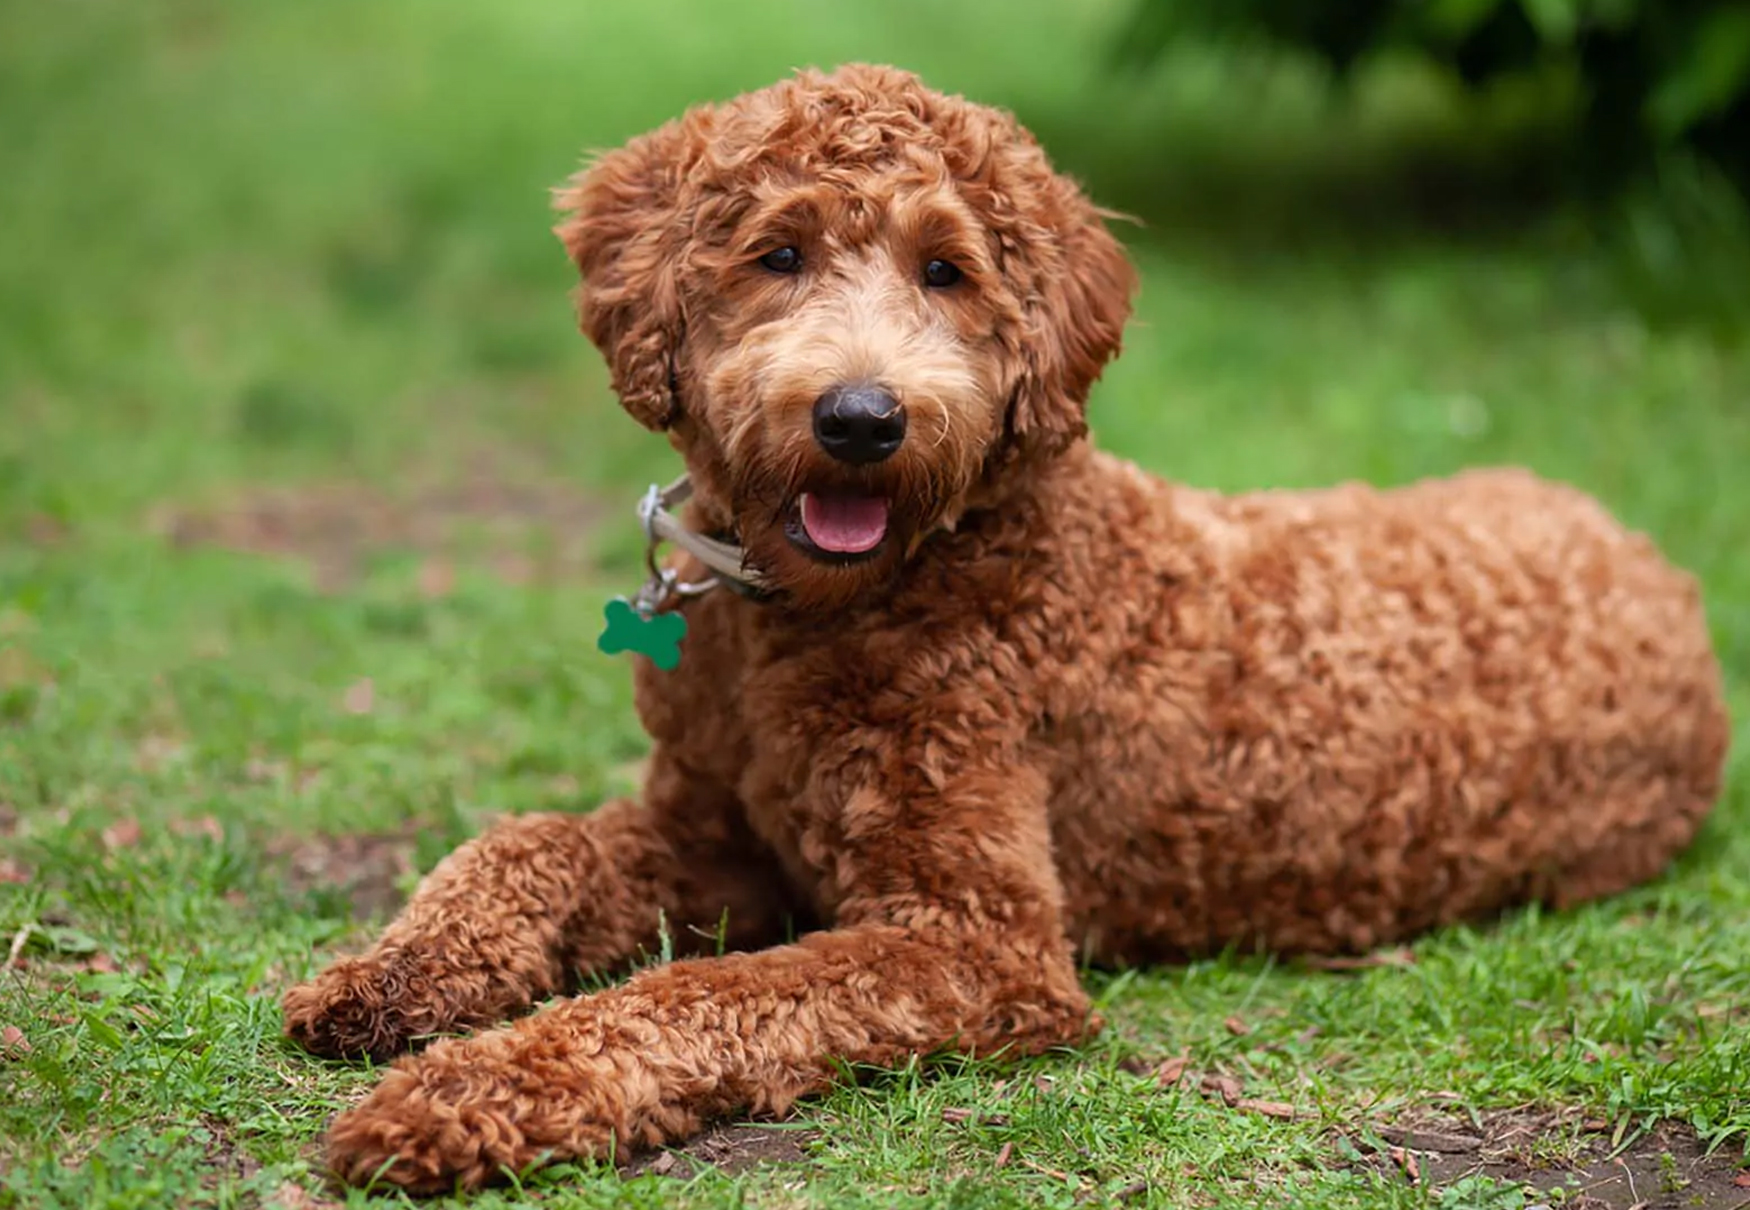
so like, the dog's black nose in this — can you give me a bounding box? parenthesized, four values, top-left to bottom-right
(812, 386, 906, 465)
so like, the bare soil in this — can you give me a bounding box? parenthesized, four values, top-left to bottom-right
(156, 471, 609, 590)
(620, 1124, 822, 1180)
(270, 828, 420, 922)
(1345, 1108, 1750, 1209)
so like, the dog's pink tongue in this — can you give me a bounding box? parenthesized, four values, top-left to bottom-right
(800, 493, 889, 554)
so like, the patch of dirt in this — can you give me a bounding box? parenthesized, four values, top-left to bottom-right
(270, 829, 420, 922)
(265, 1182, 344, 1210)
(196, 1115, 263, 1189)
(620, 1124, 821, 1180)
(1341, 1108, 1749, 1209)
(8, 513, 69, 548)
(155, 470, 611, 591)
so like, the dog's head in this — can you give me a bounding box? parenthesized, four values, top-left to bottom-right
(556, 64, 1135, 610)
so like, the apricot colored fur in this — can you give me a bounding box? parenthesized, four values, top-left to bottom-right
(281, 65, 1729, 1193)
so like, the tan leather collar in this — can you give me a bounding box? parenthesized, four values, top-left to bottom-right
(631, 476, 770, 609)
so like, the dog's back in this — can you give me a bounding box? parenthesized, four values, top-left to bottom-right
(1028, 454, 1729, 959)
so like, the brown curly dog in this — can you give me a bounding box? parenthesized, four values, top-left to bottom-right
(282, 64, 1729, 1192)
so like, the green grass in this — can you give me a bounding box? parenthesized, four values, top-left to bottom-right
(2, 1, 1748, 1206)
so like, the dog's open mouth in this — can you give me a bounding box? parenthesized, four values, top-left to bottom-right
(789, 492, 890, 561)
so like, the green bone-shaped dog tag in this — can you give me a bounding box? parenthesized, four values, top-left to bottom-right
(597, 598, 687, 671)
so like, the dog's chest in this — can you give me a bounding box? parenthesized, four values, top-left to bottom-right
(627, 601, 861, 908)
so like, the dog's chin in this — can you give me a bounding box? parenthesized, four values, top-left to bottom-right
(739, 496, 915, 613)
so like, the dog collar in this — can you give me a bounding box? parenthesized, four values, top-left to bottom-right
(631, 476, 770, 609)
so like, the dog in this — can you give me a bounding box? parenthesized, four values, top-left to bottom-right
(280, 64, 1729, 1192)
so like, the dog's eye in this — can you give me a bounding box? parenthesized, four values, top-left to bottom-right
(922, 259, 962, 289)
(759, 246, 803, 274)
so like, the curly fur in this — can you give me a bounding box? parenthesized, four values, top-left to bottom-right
(281, 65, 1729, 1193)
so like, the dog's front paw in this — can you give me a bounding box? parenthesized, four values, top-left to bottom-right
(325, 1032, 623, 1193)
(325, 1062, 506, 1194)
(282, 953, 449, 1063)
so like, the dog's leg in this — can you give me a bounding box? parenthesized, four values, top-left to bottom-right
(281, 755, 792, 1061)
(320, 764, 1091, 1192)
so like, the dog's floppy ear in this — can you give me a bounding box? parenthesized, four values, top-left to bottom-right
(1006, 182, 1136, 461)
(554, 121, 693, 432)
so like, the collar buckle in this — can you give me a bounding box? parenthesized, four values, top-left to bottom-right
(628, 475, 768, 613)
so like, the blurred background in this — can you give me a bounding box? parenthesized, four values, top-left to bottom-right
(1, 0, 1747, 839)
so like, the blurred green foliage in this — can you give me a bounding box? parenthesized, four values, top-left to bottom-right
(1116, 0, 1750, 188)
